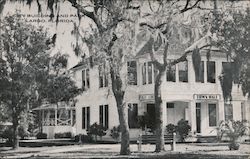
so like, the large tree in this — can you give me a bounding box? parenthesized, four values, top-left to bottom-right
(0, 14, 81, 149)
(216, 6, 250, 101)
(137, 0, 209, 151)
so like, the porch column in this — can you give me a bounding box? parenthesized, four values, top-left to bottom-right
(189, 100, 196, 133)
(55, 109, 57, 126)
(218, 100, 225, 122)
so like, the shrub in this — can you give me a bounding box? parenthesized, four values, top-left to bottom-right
(166, 124, 176, 134)
(36, 132, 47, 139)
(75, 134, 93, 143)
(0, 126, 13, 144)
(110, 126, 121, 142)
(217, 120, 249, 150)
(138, 113, 155, 132)
(18, 126, 29, 139)
(176, 119, 191, 142)
(87, 122, 107, 142)
(54, 132, 72, 138)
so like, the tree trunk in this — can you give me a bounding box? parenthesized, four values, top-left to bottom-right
(154, 69, 165, 152)
(110, 67, 130, 155)
(115, 94, 130, 155)
(12, 116, 19, 149)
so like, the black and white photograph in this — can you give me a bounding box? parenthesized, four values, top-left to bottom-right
(0, 0, 250, 158)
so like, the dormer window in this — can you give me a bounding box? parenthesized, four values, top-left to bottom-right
(82, 68, 90, 90)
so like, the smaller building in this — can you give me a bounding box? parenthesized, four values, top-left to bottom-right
(33, 101, 76, 139)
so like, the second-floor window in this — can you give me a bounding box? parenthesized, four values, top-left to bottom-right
(195, 61, 204, 83)
(82, 68, 90, 90)
(82, 107, 90, 129)
(99, 105, 109, 129)
(99, 65, 108, 88)
(207, 61, 216, 83)
(167, 60, 176, 82)
(128, 103, 139, 128)
(179, 61, 188, 82)
(127, 61, 137, 85)
(142, 62, 157, 85)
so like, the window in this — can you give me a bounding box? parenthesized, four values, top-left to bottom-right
(167, 102, 174, 108)
(148, 62, 153, 84)
(224, 104, 233, 121)
(241, 102, 245, 121)
(179, 61, 188, 82)
(82, 107, 90, 129)
(127, 61, 137, 85)
(72, 110, 76, 126)
(99, 105, 109, 129)
(142, 62, 155, 85)
(142, 63, 146, 85)
(207, 61, 216, 83)
(82, 69, 90, 90)
(128, 103, 139, 128)
(99, 65, 108, 88)
(167, 60, 176, 82)
(208, 104, 217, 126)
(195, 61, 204, 83)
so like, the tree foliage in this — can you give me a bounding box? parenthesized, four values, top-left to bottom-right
(217, 7, 250, 100)
(0, 14, 81, 148)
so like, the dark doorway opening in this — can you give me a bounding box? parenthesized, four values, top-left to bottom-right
(146, 104, 155, 130)
(196, 103, 201, 133)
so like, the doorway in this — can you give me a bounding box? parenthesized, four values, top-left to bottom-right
(146, 104, 155, 129)
(196, 103, 201, 133)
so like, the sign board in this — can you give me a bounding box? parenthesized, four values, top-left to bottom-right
(194, 94, 220, 100)
(139, 94, 154, 101)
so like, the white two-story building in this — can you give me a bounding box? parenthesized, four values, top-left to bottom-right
(70, 39, 249, 141)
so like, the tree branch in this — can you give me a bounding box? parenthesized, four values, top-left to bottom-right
(180, 0, 202, 13)
(67, 0, 105, 32)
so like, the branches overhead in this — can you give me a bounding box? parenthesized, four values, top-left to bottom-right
(180, 0, 202, 13)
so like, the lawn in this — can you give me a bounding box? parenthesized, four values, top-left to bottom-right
(0, 143, 249, 159)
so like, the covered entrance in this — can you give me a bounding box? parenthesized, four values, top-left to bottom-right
(193, 94, 221, 135)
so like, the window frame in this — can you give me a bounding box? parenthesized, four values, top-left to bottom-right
(82, 68, 90, 90)
(208, 104, 217, 127)
(195, 61, 204, 83)
(178, 61, 188, 82)
(82, 107, 90, 130)
(224, 103, 233, 121)
(207, 61, 216, 83)
(99, 65, 108, 88)
(127, 61, 137, 85)
(99, 105, 109, 129)
(166, 60, 176, 82)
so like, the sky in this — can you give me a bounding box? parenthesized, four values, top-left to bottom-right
(1, 0, 93, 69)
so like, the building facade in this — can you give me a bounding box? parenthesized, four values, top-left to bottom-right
(70, 48, 249, 141)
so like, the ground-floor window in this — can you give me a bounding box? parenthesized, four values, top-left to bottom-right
(128, 103, 139, 128)
(241, 102, 245, 120)
(99, 105, 109, 129)
(82, 107, 90, 129)
(208, 104, 217, 127)
(224, 103, 233, 121)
